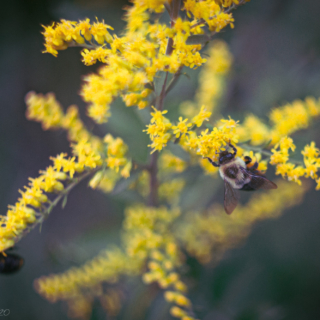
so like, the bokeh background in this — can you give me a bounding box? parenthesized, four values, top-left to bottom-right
(1, 0, 320, 319)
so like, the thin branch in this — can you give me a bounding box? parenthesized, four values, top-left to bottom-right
(147, 0, 181, 206)
(165, 66, 184, 96)
(157, 72, 169, 111)
(171, 0, 181, 22)
(149, 67, 183, 107)
(239, 144, 274, 158)
(148, 71, 169, 206)
(166, 0, 181, 56)
(12, 168, 100, 247)
(68, 41, 98, 50)
(164, 1, 171, 15)
(148, 152, 159, 206)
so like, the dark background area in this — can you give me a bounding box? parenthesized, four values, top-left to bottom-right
(1, 0, 320, 319)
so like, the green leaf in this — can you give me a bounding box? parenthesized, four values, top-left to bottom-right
(105, 100, 150, 164)
(112, 170, 141, 195)
(47, 206, 53, 215)
(62, 195, 68, 209)
(168, 141, 190, 162)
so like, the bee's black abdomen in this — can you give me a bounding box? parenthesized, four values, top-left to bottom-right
(0, 253, 24, 274)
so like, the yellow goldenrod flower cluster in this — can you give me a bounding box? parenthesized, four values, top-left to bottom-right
(159, 179, 186, 205)
(269, 97, 320, 143)
(237, 114, 270, 146)
(61, 287, 123, 319)
(185, 118, 239, 158)
(191, 105, 212, 127)
(0, 92, 134, 252)
(193, 41, 233, 115)
(157, 151, 187, 204)
(33, 178, 308, 320)
(173, 117, 193, 138)
(41, 0, 245, 125)
(195, 40, 232, 111)
(145, 112, 238, 157)
(184, 0, 237, 32)
(159, 151, 187, 173)
(124, 205, 196, 320)
(42, 12, 205, 123)
(177, 180, 307, 263)
(238, 97, 320, 145)
(146, 100, 320, 186)
(180, 40, 232, 120)
(25, 91, 101, 145)
(145, 111, 240, 177)
(145, 108, 173, 152)
(34, 247, 142, 317)
(144, 83, 320, 189)
(123, 205, 181, 260)
(176, 40, 233, 176)
(88, 169, 120, 193)
(153, 97, 320, 184)
(35, 204, 196, 320)
(104, 134, 132, 177)
(26, 91, 131, 180)
(42, 18, 114, 57)
(270, 137, 320, 188)
(0, 153, 98, 252)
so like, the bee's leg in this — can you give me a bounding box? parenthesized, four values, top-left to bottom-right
(228, 141, 237, 156)
(251, 162, 259, 170)
(204, 157, 220, 167)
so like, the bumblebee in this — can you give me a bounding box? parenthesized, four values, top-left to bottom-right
(205, 143, 277, 214)
(0, 252, 24, 274)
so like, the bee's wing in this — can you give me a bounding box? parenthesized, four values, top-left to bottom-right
(224, 180, 240, 215)
(240, 168, 277, 190)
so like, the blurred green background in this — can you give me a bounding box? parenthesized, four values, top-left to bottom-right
(1, 0, 320, 319)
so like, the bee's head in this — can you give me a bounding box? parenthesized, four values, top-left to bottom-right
(218, 150, 234, 164)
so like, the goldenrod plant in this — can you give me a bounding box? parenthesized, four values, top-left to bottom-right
(1, 0, 319, 319)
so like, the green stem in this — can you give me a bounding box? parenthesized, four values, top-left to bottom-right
(68, 41, 97, 49)
(166, 0, 181, 55)
(148, 152, 159, 206)
(165, 66, 184, 95)
(239, 144, 274, 158)
(157, 72, 169, 111)
(12, 168, 100, 247)
(147, 0, 182, 206)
